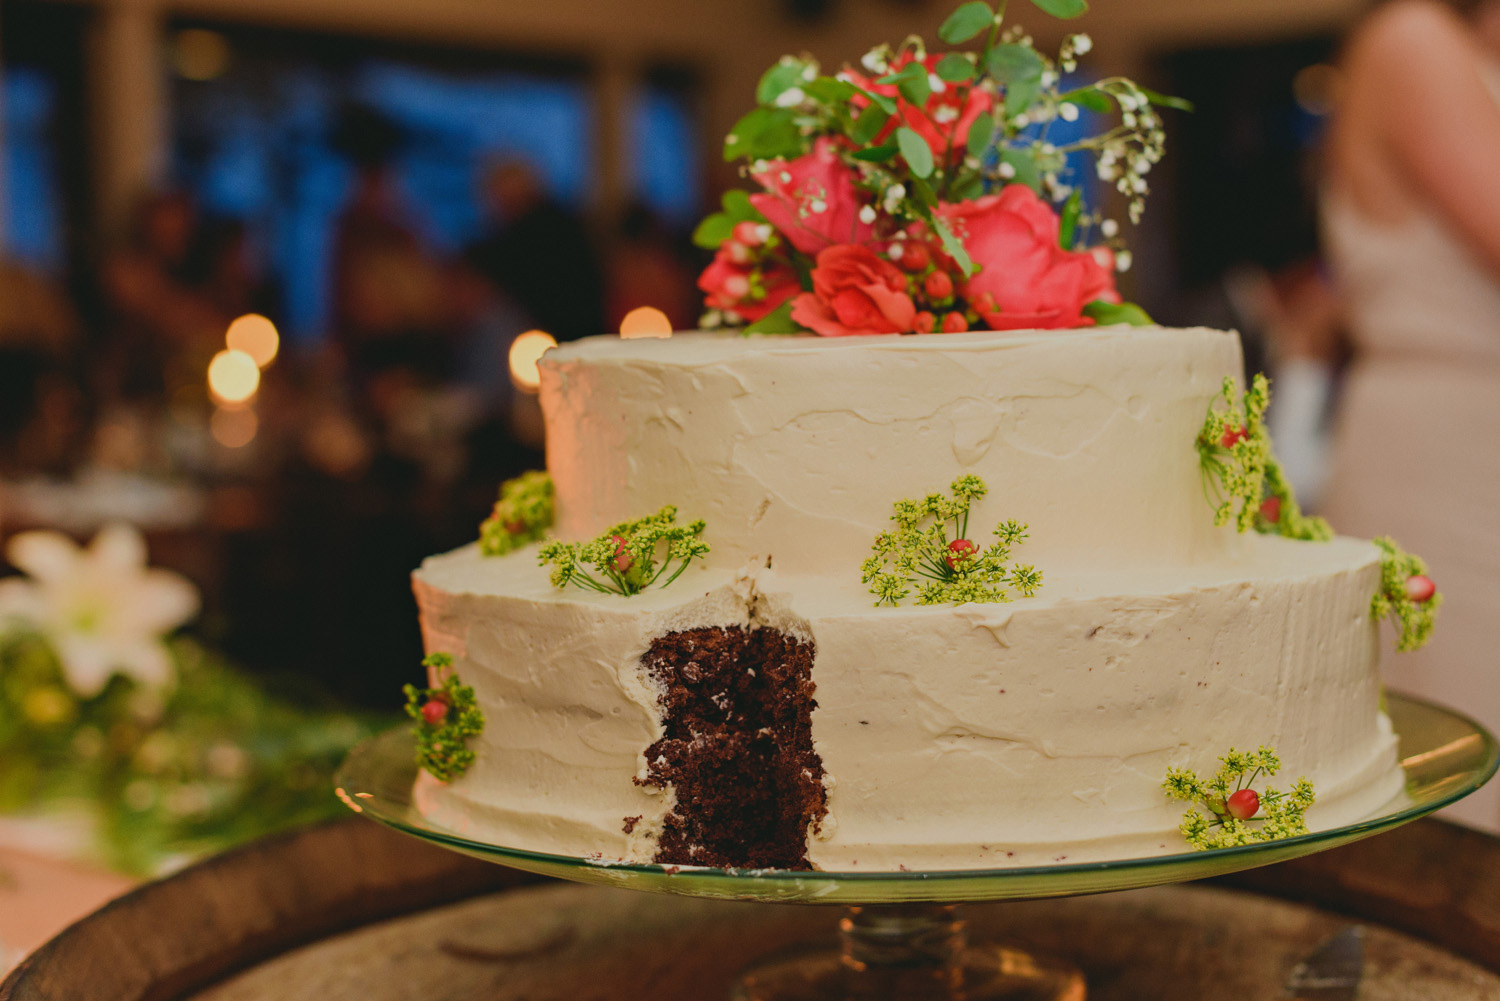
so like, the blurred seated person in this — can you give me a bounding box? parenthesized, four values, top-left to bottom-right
(1321, 0, 1500, 831)
(466, 159, 605, 342)
(331, 104, 451, 382)
(99, 190, 228, 400)
(607, 201, 698, 332)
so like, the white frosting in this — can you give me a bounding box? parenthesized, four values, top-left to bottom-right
(413, 326, 1404, 870)
(540, 326, 1243, 576)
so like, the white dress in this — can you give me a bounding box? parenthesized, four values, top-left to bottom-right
(1321, 147, 1500, 832)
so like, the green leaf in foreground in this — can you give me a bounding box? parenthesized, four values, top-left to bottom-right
(1028, 0, 1089, 18)
(938, 2, 995, 45)
(1083, 299, 1153, 326)
(897, 126, 935, 179)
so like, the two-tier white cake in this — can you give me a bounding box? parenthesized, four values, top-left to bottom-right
(411, 325, 1403, 870)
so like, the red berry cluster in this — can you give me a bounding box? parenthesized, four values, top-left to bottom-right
(420, 698, 449, 725)
(893, 240, 972, 334)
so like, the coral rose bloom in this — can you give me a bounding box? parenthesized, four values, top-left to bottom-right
(791, 245, 917, 337)
(937, 185, 1119, 330)
(749, 138, 876, 256)
(697, 247, 799, 322)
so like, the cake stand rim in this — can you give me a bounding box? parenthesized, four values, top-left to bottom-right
(333, 689, 1499, 904)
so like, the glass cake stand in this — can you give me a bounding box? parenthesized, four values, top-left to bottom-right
(335, 692, 1497, 1000)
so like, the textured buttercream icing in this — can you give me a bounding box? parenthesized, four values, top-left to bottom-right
(412, 326, 1404, 870)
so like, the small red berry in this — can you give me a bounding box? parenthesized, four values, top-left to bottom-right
(924, 270, 954, 300)
(725, 240, 751, 265)
(974, 292, 997, 315)
(1404, 574, 1436, 603)
(1226, 789, 1260, 820)
(898, 241, 931, 273)
(732, 221, 764, 246)
(505, 519, 527, 535)
(946, 538, 978, 569)
(421, 700, 449, 725)
(941, 312, 969, 333)
(1220, 425, 1247, 449)
(1259, 496, 1282, 524)
(610, 534, 633, 573)
(914, 311, 937, 334)
(722, 273, 751, 300)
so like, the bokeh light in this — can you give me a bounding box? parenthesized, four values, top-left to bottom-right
(226, 314, 280, 368)
(620, 306, 673, 339)
(509, 330, 557, 393)
(210, 406, 258, 448)
(208, 349, 261, 405)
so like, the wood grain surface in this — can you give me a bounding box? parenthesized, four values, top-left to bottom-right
(4, 816, 1500, 1001)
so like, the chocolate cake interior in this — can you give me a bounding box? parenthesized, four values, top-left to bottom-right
(636, 626, 825, 869)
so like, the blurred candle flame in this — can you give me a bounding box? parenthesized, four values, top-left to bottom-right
(210, 405, 258, 448)
(620, 307, 672, 339)
(208, 349, 260, 405)
(509, 330, 557, 393)
(226, 314, 279, 368)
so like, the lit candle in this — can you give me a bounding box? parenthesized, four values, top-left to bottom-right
(620, 307, 672, 339)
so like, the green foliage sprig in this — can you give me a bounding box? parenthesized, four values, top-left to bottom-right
(403, 653, 484, 783)
(1196, 375, 1332, 541)
(1372, 537, 1442, 653)
(478, 471, 555, 556)
(1163, 746, 1316, 851)
(0, 632, 386, 875)
(862, 474, 1041, 607)
(537, 506, 710, 597)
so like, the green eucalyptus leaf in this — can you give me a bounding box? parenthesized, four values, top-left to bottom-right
(1027, 0, 1088, 18)
(909, 176, 940, 209)
(757, 60, 807, 106)
(851, 103, 893, 144)
(805, 76, 859, 105)
(931, 215, 977, 276)
(897, 126, 935, 178)
(723, 189, 760, 222)
(985, 45, 1045, 118)
(949, 171, 986, 201)
(1062, 88, 1112, 113)
(743, 298, 802, 334)
(724, 107, 805, 162)
(692, 212, 736, 250)
(966, 110, 996, 157)
(852, 143, 900, 162)
(852, 86, 898, 115)
(935, 53, 977, 83)
(999, 147, 1042, 191)
(1083, 299, 1153, 326)
(1140, 87, 1195, 113)
(938, 2, 995, 45)
(880, 62, 931, 108)
(1058, 189, 1083, 250)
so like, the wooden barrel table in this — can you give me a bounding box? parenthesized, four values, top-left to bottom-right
(5, 817, 1500, 1000)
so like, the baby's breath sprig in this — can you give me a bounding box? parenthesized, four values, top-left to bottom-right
(537, 506, 710, 597)
(862, 474, 1041, 607)
(478, 470, 555, 556)
(1163, 746, 1315, 851)
(1196, 375, 1332, 541)
(1371, 536, 1441, 653)
(403, 653, 484, 783)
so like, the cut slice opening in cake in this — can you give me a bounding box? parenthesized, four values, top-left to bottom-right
(635, 626, 825, 869)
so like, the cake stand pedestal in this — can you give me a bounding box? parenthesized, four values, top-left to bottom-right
(731, 904, 1083, 1000)
(330, 692, 1495, 1001)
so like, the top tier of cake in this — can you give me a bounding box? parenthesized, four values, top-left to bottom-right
(539, 325, 1242, 578)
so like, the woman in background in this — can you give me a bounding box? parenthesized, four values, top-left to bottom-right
(1322, 0, 1500, 831)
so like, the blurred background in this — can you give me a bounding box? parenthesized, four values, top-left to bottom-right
(0, 0, 1383, 943)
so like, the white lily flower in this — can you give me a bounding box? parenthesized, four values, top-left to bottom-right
(0, 523, 199, 697)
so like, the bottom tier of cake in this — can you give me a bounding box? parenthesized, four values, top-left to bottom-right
(411, 534, 1404, 871)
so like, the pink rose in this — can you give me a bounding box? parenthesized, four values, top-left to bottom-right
(847, 54, 996, 165)
(749, 138, 875, 256)
(936, 186, 1119, 330)
(697, 246, 799, 322)
(791, 245, 917, 337)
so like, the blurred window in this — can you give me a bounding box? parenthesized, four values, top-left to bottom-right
(2, 65, 65, 273)
(170, 25, 599, 342)
(629, 81, 700, 228)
